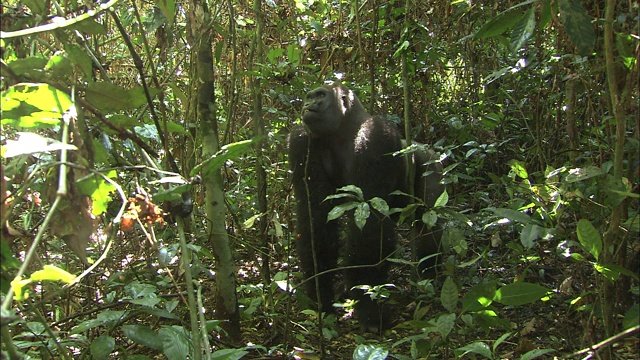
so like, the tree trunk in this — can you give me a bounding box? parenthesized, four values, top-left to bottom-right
(187, 0, 241, 343)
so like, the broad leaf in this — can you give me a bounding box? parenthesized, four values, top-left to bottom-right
(354, 202, 370, 230)
(440, 276, 459, 312)
(327, 201, 359, 222)
(122, 325, 163, 351)
(494, 282, 549, 306)
(510, 7, 536, 53)
(1, 83, 72, 128)
(576, 219, 602, 260)
(487, 207, 533, 225)
(192, 139, 254, 176)
(90, 335, 115, 360)
(454, 341, 492, 359)
(159, 326, 191, 360)
(559, 0, 595, 55)
(475, 9, 524, 39)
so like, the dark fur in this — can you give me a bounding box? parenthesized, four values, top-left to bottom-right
(288, 83, 443, 330)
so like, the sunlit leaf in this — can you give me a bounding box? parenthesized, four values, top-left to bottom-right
(1, 83, 72, 128)
(510, 7, 536, 53)
(494, 282, 550, 306)
(2, 132, 76, 158)
(30, 265, 76, 283)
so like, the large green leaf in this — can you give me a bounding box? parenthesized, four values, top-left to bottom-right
(76, 170, 118, 216)
(84, 83, 160, 112)
(475, 9, 524, 39)
(1, 83, 72, 128)
(327, 201, 359, 222)
(494, 282, 549, 306)
(354, 202, 370, 230)
(510, 7, 536, 53)
(90, 335, 115, 360)
(122, 324, 163, 351)
(159, 326, 191, 360)
(558, 0, 595, 55)
(440, 276, 459, 313)
(192, 139, 254, 177)
(454, 341, 492, 359)
(434, 313, 456, 339)
(576, 219, 602, 260)
(487, 207, 533, 225)
(462, 281, 497, 312)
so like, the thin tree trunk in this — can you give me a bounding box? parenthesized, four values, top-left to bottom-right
(602, 1, 626, 357)
(188, 0, 241, 342)
(250, 0, 271, 289)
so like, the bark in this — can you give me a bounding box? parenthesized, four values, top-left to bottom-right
(188, 0, 241, 342)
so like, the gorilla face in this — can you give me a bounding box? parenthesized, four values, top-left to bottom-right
(302, 84, 358, 137)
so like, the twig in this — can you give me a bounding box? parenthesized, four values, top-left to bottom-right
(569, 325, 640, 358)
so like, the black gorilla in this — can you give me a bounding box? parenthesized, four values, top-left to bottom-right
(288, 83, 443, 330)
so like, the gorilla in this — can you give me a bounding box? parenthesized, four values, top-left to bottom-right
(288, 83, 443, 331)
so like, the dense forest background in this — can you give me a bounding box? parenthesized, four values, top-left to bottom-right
(1, 0, 638, 359)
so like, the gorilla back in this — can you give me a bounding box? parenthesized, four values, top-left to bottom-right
(288, 83, 442, 331)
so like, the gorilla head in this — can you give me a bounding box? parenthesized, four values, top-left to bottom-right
(301, 84, 367, 138)
(289, 82, 443, 332)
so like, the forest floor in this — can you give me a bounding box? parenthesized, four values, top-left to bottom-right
(230, 242, 640, 359)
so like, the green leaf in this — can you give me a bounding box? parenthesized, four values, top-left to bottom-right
(69, 18, 107, 35)
(564, 166, 603, 183)
(594, 263, 639, 282)
(155, 0, 176, 26)
(30, 265, 76, 283)
(192, 139, 254, 177)
(1, 83, 72, 128)
(122, 325, 163, 351)
(434, 313, 456, 339)
(6, 57, 47, 78)
(159, 326, 191, 360)
(520, 224, 550, 250)
(440, 276, 459, 312)
(433, 189, 448, 207)
(70, 310, 127, 334)
(353, 344, 388, 360)
(76, 170, 118, 216)
(508, 160, 529, 179)
(354, 202, 370, 230)
(211, 348, 249, 360)
(493, 332, 512, 353)
(475, 9, 523, 39)
(421, 210, 438, 228)
(327, 201, 359, 222)
(336, 185, 364, 200)
(576, 219, 602, 260)
(510, 7, 536, 53)
(494, 282, 549, 306)
(487, 207, 533, 225)
(622, 304, 639, 330)
(454, 341, 493, 359)
(520, 348, 556, 360)
(462, 281, 496, 311)
(90, 335, 115, 360)
(558, 0, 595, 55)
(369, 197, 389, 216)
(84, 83, 160, 112)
